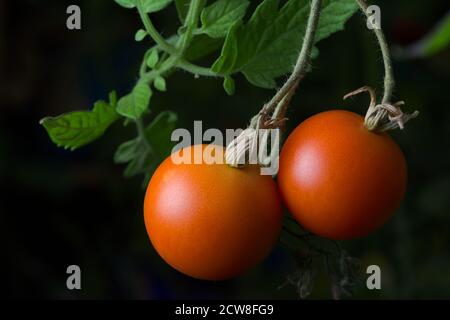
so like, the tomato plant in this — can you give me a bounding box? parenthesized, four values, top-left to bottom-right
(39, 0, 419, 298)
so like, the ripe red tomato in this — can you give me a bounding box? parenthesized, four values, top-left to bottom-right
(278, 110, 407, 240)
(144, 144, 282, 280)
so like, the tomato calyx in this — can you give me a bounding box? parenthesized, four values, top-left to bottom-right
(225, 113, 282, 170)
(343, 86, 419, 132)
(226, 0, 323, 170)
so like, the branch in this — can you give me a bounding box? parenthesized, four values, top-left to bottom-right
(267, 0, 323, 121)
(136, 0, 177, 55)
(356, 0, 394, 103)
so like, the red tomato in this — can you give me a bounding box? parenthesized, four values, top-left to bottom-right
(278, 110, 407, 240)
(144, 144, 282, 280)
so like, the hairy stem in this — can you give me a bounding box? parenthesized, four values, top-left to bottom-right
(141, 55, 178, 83)
(225, 0, 322, 168)
(136, 0, 177, 55)
(178, 0, 204, 55)
(177, 59, 219, 77)
(266, 0, 323, 121)
(356, 0, 394, 103)
(135, 117, 150, 149)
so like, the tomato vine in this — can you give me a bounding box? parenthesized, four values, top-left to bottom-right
(39, 0, 418, 299)
(345, 0, 419, 132)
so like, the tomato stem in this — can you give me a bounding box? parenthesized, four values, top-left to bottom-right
(177, 0, 204, 56)
(136, 0, 178, 55)
(133, 0, 210, 164)
(349, 1, 419, 132)
(356, 0, 394, 104)
(225, 0, 323, 168)
(135, 117, 151, 150)
(177, 59, 220, 77)
(266, 0, 323, 122)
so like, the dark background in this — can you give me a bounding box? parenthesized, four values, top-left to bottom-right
(2, 0, 449, 299)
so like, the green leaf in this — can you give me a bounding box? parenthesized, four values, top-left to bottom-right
(115, 0, 173, 13)
(114, 140, 140, 164)
(118, 111, 177, 179)
(184, 35, 223, 61)
(114, 0, 135, 9)
(175, 0, 190, 23)
(124, 149, 150, 178)
(424, 14, 450, 56)
(146, 49, 159, 68)
(200, 0, 250, 38)
(154, 76, 167, 91)
(109, 90, 118, 107)
(145, 111, 178, 160)
(143, 0, 173, 13)
(212, 0, 358, 88)
(40, 96, 120, 150)
(117, 83, 152, 120)
(403, 12, 450, 58)
(135, 29, 147, 42)
(223, 76, 235, 95)
(167, 34, 223, 61)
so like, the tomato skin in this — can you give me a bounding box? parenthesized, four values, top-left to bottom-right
(278, 110, 407, 240)
(144, 145, 282, 280)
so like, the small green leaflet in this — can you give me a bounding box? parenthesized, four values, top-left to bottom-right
(114, 140, 141, 164)
(146, 49, 159, 68)
(200, 0, 250, 39)
(154, 76, 167, 91)
(223, 76, 235, 95)
(114, 111, 178, 179)
(135, 29, 147, 42)
(40, 91, 120, 150)
(212, 0, 358, 88)
(117, 82, 152, 120)
(114, 0, 173, 13)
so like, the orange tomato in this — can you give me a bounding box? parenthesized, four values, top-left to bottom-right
(144, 144, 282, 280)
(278, 110, 407, 240)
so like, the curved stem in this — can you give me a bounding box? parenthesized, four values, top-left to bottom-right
(265, 0, 322, 121)
(225, 0, 322, 168)
(177, 60, 219, 77)
(139, 48, 153, 77)
(136, 0, 177, 55)
(178, 0, 204, 55)
(356, 0, 394, 103)
(141, 55, 178, 83)
(135, 117, 150, 149)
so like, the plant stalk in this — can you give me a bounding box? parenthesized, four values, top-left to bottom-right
(356, 0, 394, 103)
(135, 117, 151, 149)
(266, 0, 323, 122)
(136, 0, 178, 55)
(178, 0, 204, 55)
(225, 0, 322, 168)
(178, 59, 219, 77)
